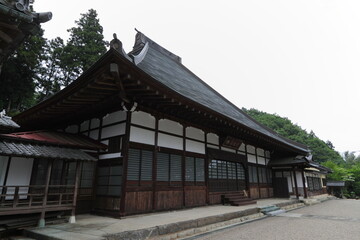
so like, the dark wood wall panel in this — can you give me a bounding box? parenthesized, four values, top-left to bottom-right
(260, 188, 268, 198)
(155, 190, 183, 210)
(125, 191, 153, 213)
(249, 187, 259, 199)
(268, 188, 274, 197)
(94, 196, 121, 211)
(209, 192, 222, 205)
(184, 186, 206, 207)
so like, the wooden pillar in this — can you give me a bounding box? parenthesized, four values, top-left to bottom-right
(245, 165, 251, 198)
(152, 118, 159, 210)
(69, 161, 81, 223)
(38, 159, 53, 228)
(1, 157, 11, 199)
(255, 148, 261, 198)
(301, 169, 308, 198)
(292, 167, 299, 199)
(182, 125, 186, 207)
(120, 111, 131, 216)
(244, 145, 251, 198)
(204, 132, 210, 205)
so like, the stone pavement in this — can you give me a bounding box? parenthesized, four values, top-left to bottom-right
(190, 198, 359, 240)
(23, 198, 320, 240)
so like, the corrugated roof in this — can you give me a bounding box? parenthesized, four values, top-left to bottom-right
(0, 140, 96, 161)
(133, 32, 309, 153)
(1, 130, 107, 150)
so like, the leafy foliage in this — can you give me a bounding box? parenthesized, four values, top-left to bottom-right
(61, 9, 108, 86)
(0, 30, 46, 114)
(0, 9, 108, 113)
(242, 108, 343, 164)
(242, 108, 360, 197)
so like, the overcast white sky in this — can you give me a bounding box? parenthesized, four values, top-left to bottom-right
(34, 0, 360, 155)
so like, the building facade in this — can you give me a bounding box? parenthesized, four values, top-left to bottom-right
(0, 32, 329, 224)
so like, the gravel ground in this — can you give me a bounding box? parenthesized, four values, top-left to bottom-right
(190, 199, 360, 240)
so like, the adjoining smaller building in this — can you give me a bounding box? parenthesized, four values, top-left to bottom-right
(327, 180, 345, 198)
(269, 155, 331, 199)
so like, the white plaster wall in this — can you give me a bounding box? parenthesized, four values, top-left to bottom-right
(257, 148, 265, 156)
(238, 143, 246, 152)
(158, 133, 183, 150)
(80, 120, 89, 132)
(89, 130, 99, 140)
(101, 123, 126, 139)
(220, 147, 236, 153)
(207, 133, 219, 145)
(0, 156, 9, 185)
(130, 126, 155, 145)
(247, 145, 256, 154)
(247, 154, 257, 163)
(257, 156, 266, 165)
(90, 118, 100, 129)
(6, 157, 34, 199)
(103, 110, 126, 126)
(186, 139, 205, 154)
(207, 144, 219, 149)
(131, 111, 155, 129)
(287, 174, 293, 192)
(65, 125, 78, 134)
(99, 153, 122, 160)
(186, 127, 205, 141)
(159, 119, 183, 135)
(296, 171, 304, 186)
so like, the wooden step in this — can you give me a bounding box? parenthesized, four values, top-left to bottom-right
(222, 191, 256, 207)
(230, 199, 257, 206)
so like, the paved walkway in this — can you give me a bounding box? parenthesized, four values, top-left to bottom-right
(24, 198, 297, 240)
(190, 199, 360, 240)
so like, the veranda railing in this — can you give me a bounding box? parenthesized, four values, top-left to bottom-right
(0, 185, 75, 215)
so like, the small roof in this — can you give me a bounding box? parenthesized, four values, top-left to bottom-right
(0, 114, 20, 130)
(0, 2, 52, 64)
(269, 155, 332, 173)
(327, 181, 345, 187)
(0, 140, 96, 161)
(1, 130, 107, 151)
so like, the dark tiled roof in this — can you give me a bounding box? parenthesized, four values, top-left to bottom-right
(327, 181, 345, 187)
(269, 156, 332, 173)
(0, 115, 20, 129)
(1, 130, 107, 150)
(0, 140, 96, 161)
(132, 32, 309, 153)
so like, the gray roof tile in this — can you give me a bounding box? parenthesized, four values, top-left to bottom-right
(134, 33, 309, 153)
(0, 140, 96, 161)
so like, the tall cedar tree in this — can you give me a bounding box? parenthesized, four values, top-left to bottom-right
(61, 9, 108, 86)
(35, 37, 65, 102)
(0, 30, 46, 114)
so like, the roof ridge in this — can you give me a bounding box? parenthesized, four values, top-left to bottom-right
(130, 30, 182, 63)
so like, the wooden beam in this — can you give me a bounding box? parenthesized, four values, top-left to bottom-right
(293, 167, 299, 199)
(39, 159, 53, 227)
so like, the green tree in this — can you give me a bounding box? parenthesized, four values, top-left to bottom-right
(61, 9, 108, 86)
(35, 37, 65, 102)
(243, 108, 343, 164)
(0, 30, 46, 114)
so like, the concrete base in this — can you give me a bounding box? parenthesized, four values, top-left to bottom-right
(38, 219, 45, 228)
(68, 216, 76, 224)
